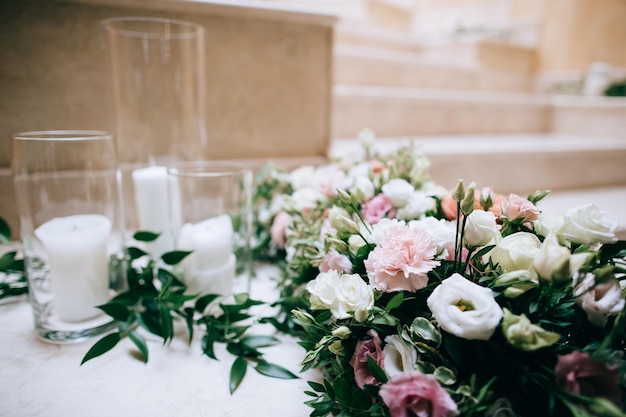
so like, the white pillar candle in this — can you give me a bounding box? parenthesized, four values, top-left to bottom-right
(177, 214, 235, 294)
(184, 254, 236, 295)
(132, 166, 173, 256)
(34, 214, 111, 322)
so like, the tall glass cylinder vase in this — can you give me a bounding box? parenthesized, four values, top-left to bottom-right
(12, 131, 125, 343)
(102, 17, 207, 258)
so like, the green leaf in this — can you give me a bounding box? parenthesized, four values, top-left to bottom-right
(0, 217, 11, 243)
(133, 231, 160, 242)
(308, 381, 326, 393)
(254, 361, 298, 379)
(385, 292, 404, 311)
(97, 303, 130, 322)
(81, 332, 121, 365)
(229, 356, 248, 394)
(241, 335, 279, 349)
(366, 355, 388, 384)
(128, 330, 149, 363)
(161, 250, 192, 266)
(159, 305, 174, 344)
(195, 294, 221, 313)
(127, 246, 148, 260)
(0, 251, 17, 270)
(157, 268, 187, 288)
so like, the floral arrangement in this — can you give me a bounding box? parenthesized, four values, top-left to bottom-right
(253, 130, 626, 417)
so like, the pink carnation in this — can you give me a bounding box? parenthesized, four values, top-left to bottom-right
(270, 211, 291, 249)
(380, 371, 459, 417)
(364, 226, 440, 292)
(319, 250, 353, 273)
(501, 193, 539, 222)
(349, 330, 385, 389)
(362, 194, 395, 225)
(555, 350, 622, 407)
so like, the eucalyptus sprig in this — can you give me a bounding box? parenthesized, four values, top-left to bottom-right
(81, 231, 297, 394)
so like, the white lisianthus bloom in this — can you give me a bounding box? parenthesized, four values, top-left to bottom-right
(383, 335, 418, 377)
(306, 271, 374, 321)
(533, 233, 571, 283)
(562, 204, 618, 245)
(487, 232, 542, 276)
(396, 192, 436, 220)
(370, 218, 406, 245)
(351, 176, 375, 202)
(382, 178, 415, 208)
(269, 193, 287, 215)
(421, 181, 448, 199)
(427, 273, 503, 340)
(574, 273, 625, 327)
(336, 273, 375, 322)
(289, 187, 325, 211)
(464, 210, 499, 247)
(409, 217, 456, 257)
(290, 165, 318, 190)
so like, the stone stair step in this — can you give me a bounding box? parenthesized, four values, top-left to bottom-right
(332, 85, 551, 137)
(334, 44, 534, 92)
(329, 133, 626, 194)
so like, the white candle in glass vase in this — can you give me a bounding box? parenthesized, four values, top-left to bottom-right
(178, 214, 236, 294)
(34, 214, 112, 322)
(132, 166, 173, 256)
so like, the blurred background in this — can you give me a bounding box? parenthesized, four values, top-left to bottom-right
(1, 0, 625, 236)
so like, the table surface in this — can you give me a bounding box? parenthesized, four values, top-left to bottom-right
(0, 263, 315, 417)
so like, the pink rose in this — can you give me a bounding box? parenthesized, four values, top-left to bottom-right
(362, 194, 396, 224)
(364, 225, 440, 292)
(270, 211, 291, 249)
(501, 193, 539, 222)
(380, 371, 459, 417)
(555, 351, 622, 407)
(319, 250, 353, 273)
(317, 164, 353, 198)
(349, 330, 385, 389)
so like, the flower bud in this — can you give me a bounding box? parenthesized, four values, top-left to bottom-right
(452, 179, 465, 202)
(336, 188, 353, 205)
(292, 309, 315, 326)
(493, 270, 536, 298)
(327, 237, 349, 253)
(331, 326, 351, 339)
(501, 308, 560, 351)
(328, 340, 345, 355)
(460, 182, 476, 216)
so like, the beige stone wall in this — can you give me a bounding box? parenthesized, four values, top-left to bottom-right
(0, 0, 335, 234)
(537, 0, 626, 72)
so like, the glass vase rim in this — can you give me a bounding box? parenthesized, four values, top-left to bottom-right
(13, 130, 114, 142)
(167, 160, 252, 178)
(101, 16, 204, 39)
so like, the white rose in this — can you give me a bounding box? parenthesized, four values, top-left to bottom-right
(534, 214, 565, 239)
(396, 192, 436, 220)
(306, 270, 342, 313)
(383, 335, 417, 377)
(290, 165, 318, 190)
(562, 204, 618, 245)
(382, 178, 415, 208)
(289, 187, 324, 211)
(409, 157, 431, 184)
(348, 162, 370, 180)
(336, 273, 374, 322)
(427, 273, 503, 340)
(464, 210, 499, 247)
(574, 273, 625, 327)
(351, 176, 375, 202)
(409, 217, 456, 257)
(533, 233, 571, 282)
(488, 232, 542, 275)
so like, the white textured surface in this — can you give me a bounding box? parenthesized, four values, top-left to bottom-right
(0, 263, 315, 417)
